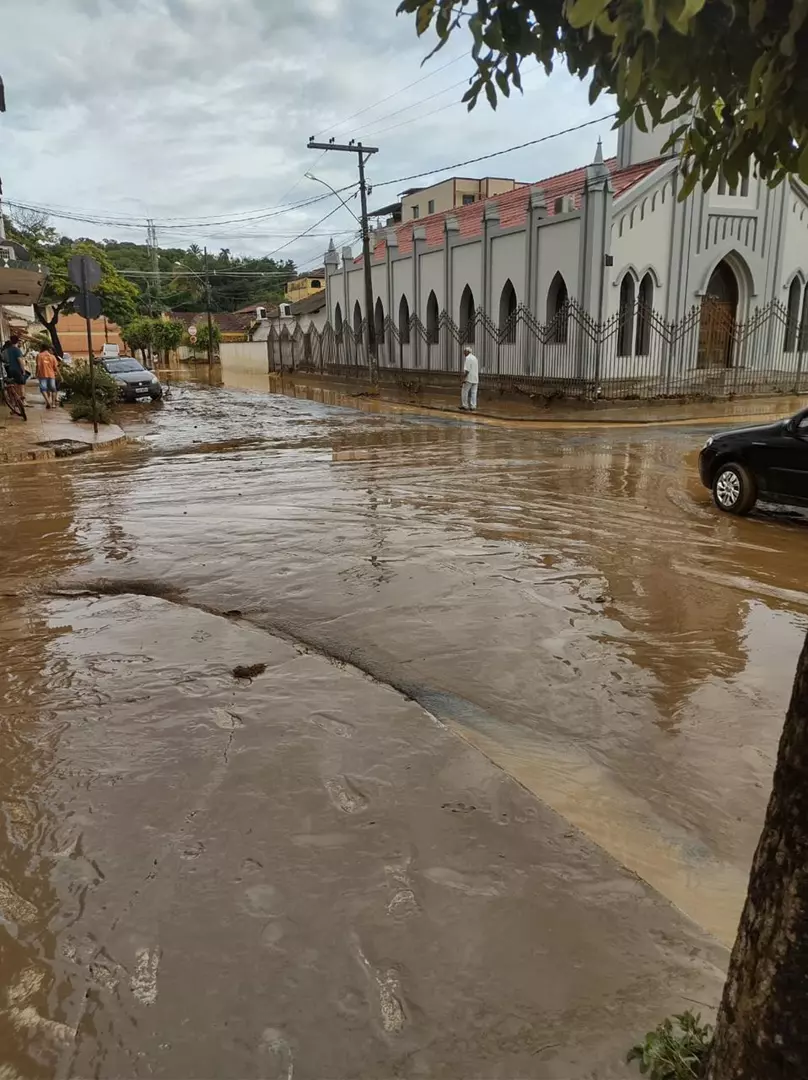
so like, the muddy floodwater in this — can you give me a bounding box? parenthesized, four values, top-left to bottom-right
(1, 380, 806, 1078)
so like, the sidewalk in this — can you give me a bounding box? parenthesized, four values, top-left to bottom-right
(266, 371, 807, 427)
(0, 388, 126, 463)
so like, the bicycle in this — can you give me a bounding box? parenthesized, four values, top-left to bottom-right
(0, 363, 27, 421)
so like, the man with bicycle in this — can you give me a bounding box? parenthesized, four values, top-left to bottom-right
(1, 336, 28, 413)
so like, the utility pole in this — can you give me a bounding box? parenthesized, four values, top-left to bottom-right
(204, 246, 214, 370)
(307, 138, 379, 383)
(147, 218, 161, 315)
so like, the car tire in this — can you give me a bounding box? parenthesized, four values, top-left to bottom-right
(712, 462, 757, 515)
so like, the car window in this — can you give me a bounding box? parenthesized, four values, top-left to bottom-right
(105, 359, 143, 373)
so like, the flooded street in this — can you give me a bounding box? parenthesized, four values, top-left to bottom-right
(2, 380, 806, 1078)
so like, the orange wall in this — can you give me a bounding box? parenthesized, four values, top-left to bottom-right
(56, 314, 125, 358)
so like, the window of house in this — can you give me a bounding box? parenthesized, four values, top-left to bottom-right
(462, 194, 475, 206)
(412, 206, 420, 219)
(310, 279, 321, 289)
(428, 199, 435, 214)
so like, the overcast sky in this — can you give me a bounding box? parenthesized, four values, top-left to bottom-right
(0, 0, 616, 270)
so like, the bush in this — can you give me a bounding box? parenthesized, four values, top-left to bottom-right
(60, 361, 120, 407)
(628, 1012, 712, 1079)
(61, 360, 119, 425)
(70, 398, 112, 425)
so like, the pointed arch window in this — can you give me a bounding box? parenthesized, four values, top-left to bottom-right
(499, 279, 517, 343)
(546, 272, 568, 344)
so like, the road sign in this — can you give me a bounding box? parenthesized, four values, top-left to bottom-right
(75, 291, 102, 320)
(68, 253, 102, 291)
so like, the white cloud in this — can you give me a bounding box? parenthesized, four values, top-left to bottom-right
(0, 0, 616, 268)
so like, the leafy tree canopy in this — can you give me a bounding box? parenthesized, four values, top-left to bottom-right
(398, 0, 808, 193)
(3, 213, 299, 325)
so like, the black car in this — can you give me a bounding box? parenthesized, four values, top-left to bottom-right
(101, 357, 163, 403)
(698, 406, 808, 514)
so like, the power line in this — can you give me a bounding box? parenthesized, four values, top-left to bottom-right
(361, 64, 540, 140)
(312, 52, 467, 139)
(346, 74, 472, 137)
(372, 112, 616, 190)
(5, 113, 615, 237)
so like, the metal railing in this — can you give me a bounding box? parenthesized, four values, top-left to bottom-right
(267, 299, 808, 401)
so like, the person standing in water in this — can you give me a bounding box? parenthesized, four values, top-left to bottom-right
(460, 345, 479, 411)
(36, 345, 60, 409)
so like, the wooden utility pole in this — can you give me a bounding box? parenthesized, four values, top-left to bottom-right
(307, 139, 379, 383)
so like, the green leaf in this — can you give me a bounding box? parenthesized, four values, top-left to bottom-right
(634, 106, 648, 132)
(625, 43, 645, 101)
(485, 79, 498, 108)
(415, 0, 436, 35)
(566, 0, 610, 30)
(642, 0, 661, 34)
(748, 0, 766, 29)
(495, 69, 511, 96)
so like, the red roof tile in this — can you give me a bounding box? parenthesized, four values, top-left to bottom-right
(362, 157, 665, 264)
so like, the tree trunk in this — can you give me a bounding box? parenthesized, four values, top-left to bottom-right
(34, 303, 64, 358)
(707, 631, 808, 1079)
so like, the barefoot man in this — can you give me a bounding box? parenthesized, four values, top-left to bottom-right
(36, 345, 59, 409)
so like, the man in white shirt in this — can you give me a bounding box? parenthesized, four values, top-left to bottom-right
(461, 346, 479, 411)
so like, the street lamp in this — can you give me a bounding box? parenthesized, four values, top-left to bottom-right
(304, 173, 362, 227)
(174, 249, 214, 369)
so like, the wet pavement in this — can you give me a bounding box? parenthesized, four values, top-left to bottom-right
(1, 380, 806, 1077)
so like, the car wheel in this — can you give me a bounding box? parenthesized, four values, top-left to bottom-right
(712, 462, 757, 515)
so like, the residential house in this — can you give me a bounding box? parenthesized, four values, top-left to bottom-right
(284, 270, 325, 303)
(55, 313, 125, 359)
(0, 237, 47, 342)
(369, 177, 528, 226)
(289, 289, 327, 332)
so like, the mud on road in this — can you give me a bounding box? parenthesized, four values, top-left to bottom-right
(1, 381, 805, 1077)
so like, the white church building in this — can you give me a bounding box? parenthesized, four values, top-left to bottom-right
(278, 113, 808, 397)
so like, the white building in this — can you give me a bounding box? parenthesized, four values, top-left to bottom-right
(312, 112, 808, 394)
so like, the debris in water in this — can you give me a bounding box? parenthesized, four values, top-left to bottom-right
(232, 663, 266, 680)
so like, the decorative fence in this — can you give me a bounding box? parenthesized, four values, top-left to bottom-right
(267, 299, 808, 401)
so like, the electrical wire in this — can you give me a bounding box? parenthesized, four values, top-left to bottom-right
(5, 113, 615, 237)
(312, 52, 467, 139)
(372, 112, 616, 189)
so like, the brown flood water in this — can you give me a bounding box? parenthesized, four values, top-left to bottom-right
(1, 378, 806, 1076)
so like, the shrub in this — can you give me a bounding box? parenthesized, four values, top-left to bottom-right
(70, 398, 112, 425)
(628, 1012, 712, 1079)
(60, 361, 120, 407)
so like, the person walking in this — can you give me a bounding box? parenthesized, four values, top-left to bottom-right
(460, 345, 479, 412)
(35, 345, 59, 409)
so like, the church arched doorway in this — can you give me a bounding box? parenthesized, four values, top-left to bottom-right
(698, 259, 739, 368)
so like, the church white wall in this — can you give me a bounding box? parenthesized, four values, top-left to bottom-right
(490, 231, 526, 308)
(536, 217, 579, 318)
(392, 258, 410, 313)
(609, 180, 674, 320)
(780, 191, 808, 290)
(419, 250, 443, 313)
(451, 241, 482, 317)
